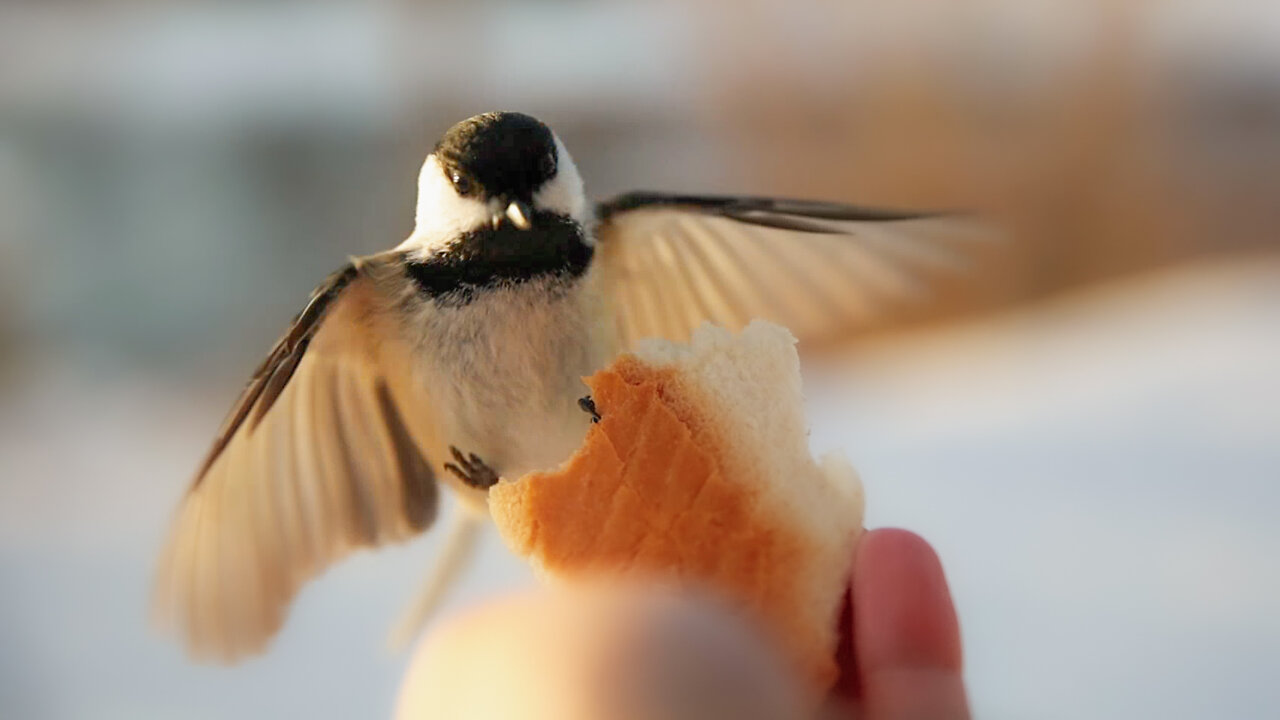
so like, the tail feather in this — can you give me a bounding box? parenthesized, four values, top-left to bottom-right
(388, 503, 487, 651)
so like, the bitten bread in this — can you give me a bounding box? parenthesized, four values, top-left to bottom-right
(489, 321, 865, 692)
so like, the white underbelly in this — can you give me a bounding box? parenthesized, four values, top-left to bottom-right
(416, 279, 609, 477)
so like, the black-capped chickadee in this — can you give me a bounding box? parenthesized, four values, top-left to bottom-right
(154, 111, 971, 660)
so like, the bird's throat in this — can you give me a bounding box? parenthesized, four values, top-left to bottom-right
(405, 213, 593, 305)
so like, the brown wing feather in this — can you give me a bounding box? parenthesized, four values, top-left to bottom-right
(595, 193, 981, 348)
(154, 257, 441, 661)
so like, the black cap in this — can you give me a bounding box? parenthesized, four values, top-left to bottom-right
(434, 112, 558, 203)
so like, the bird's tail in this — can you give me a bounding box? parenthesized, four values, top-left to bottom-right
(387, 502, 487, 651)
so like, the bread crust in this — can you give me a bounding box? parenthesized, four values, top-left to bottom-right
(490, 322, 864, 693)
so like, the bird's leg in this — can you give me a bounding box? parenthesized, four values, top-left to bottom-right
(578, 395, 601, 423)
(444, 446, 501, 490)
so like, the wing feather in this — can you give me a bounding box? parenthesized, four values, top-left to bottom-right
(615, 245, 666, 346)
(638, 236, 696, 342)
(335, 369, 394, 538)
(802, 233, 887, 323)
(721, 222, 824, 330)
(653, 233, 712, 340)
(692, 219, 760, 319)
(671, 219, 744, 325)
(596, 193, 984, 347)
(154, 257, 441, 660)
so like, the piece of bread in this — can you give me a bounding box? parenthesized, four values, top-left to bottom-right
(489, 320, 865, 693)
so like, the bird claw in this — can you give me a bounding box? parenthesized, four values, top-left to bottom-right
(444, 446, 500, 490)
(578, 395, 601, 423)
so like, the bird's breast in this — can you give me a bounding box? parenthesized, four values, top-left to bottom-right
(405, 272, 611, 478)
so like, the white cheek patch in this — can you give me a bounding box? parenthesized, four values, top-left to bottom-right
(534, 136, 589, 230)
(406, 155, 490, 254)
(405, 136, 591, 256)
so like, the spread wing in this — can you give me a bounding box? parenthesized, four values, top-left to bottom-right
(595, 192, 981, 348)
(153, 255, 441, 661)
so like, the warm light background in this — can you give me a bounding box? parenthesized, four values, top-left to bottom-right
(2, 1, 1278, 718)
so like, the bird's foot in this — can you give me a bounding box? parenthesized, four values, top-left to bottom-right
(578, 395, 601, 423)
(444, 447, 500, 490)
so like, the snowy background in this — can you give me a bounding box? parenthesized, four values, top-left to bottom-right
(2, 2, 1279, 719)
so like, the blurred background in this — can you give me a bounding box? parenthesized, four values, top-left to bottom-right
(2, 0, 1278, 718)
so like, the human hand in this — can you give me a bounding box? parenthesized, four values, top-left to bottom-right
(395, 528, 968, 720)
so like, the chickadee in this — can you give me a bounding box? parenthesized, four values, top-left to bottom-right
(154, 111, 971, 660)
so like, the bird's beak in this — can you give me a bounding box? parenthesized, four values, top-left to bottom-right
(504, 200, 533, 230)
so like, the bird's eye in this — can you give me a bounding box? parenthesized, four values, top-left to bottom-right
(450, 171, 473, 196)
(540, 152, 557, 178)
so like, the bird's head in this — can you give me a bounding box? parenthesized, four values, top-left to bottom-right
(410, 112, 587, 250)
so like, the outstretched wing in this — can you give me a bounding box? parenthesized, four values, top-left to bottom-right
(154, 255, 441, 661)
(595, 192, 981, 348)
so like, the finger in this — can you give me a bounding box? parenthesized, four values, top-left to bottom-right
(853, 528, 969, 720)
(395, 583, 808, 720)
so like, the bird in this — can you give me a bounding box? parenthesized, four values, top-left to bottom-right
(153, 111, 976, 661)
